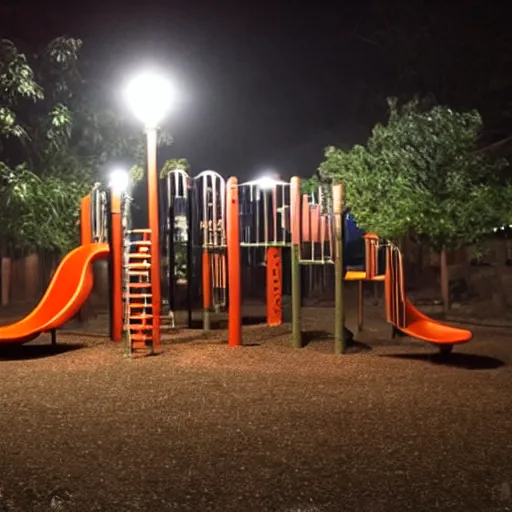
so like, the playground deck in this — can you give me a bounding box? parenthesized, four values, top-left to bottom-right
(0, 301, 511, 511)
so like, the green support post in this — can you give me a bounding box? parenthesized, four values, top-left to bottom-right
(291, 244, 302, 348)
(290, 176, 302, 348)
(333, 184, 345, 354)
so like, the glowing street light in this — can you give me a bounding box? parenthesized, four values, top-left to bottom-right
(125, 72, 175, 129)
(256, 176, 277, 190)
(125, 69, 175, 351)
(109, 169, 130, 194)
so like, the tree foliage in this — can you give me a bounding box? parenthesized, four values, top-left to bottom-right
(317, 98, 511, 251)
(0, 37, 172, 257)
(160, 158, 190, 178)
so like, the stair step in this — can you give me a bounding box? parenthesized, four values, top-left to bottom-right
(128, 253, 152, 259)
(130, 333, 153, 342)
(129, 229, 152, 234)
(131, 341, 151, 351)
(128, 303, 151, 309)
(129, 282, 152, 289)
(129, 313, 153, 320)
(129, 240, 152, 246)
(123, 293, 152, 299)
(125, 324, 152, 332)
(125, 263, 151, 270)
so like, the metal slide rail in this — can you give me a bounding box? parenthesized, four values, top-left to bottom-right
(90, 182, 108, 243)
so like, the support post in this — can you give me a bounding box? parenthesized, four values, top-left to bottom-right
(51, 329, 57, 346)
(333, 184, 345, 354)
(168, 190, 176, 327)
(290, 177, 302, 348)
(146, 128, 161, 352)
(202, 251, 211, 331)
(186, 182, 194, 329)
(110, 190, 123, 342)
(357, 280, 364, 332)
(226, 177, 241, 346)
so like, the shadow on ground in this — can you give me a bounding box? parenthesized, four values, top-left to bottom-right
(187, 316, 268, 330)
(302, 330, 373, 353)
(0, 343, 85, 361)
(380, 352, 505, 370)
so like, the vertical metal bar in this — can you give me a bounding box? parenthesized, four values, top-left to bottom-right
(255, 186, 260, 245)
(272, 185, 277, 244)
(187, 179, 194, 328)
(281, 185, 286, 243)
(263, 189, 269, 247)
(212, 175, 218, 247)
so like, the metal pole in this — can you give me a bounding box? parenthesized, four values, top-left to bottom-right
(146, 128, 161, 351)
(333, 184, 345, 354)
(290, 177, 302, 348)
(187, 180, 194, 329)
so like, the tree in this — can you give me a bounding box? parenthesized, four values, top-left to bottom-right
(317, 98, 511, 312)
(0, 37, 172, 258)
(160, 158, 190, 178)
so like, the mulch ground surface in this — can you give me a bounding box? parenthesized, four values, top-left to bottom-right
(0, 299, 511, 511)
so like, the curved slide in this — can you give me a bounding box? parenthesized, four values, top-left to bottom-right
(0, 243, 109, 345)
(400, 298, 472, 346)
(384, 246, 472, 348)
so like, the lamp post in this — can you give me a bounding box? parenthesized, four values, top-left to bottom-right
(125, 71, 174, 351)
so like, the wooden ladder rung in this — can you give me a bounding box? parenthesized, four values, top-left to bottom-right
(129, 229, 152, 234)
(125, 324, 152, 332)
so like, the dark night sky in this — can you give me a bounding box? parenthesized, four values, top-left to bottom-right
(3, 0, 512, 180)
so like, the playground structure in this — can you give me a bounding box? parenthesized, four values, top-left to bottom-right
(0, 172, 473, 355)
(162, 171, 473, 354)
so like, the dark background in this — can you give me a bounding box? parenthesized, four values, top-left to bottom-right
(2, 0, 512, 181)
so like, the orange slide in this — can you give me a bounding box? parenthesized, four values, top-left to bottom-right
(0, 243, 109, 345)
(400, 298, 472, 346)
(385, 245, 472, 349)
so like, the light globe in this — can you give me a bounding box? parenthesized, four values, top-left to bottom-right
(109, 169, 130, 194)
(257, 176, 277, 190)
(125, 71, 175, 128)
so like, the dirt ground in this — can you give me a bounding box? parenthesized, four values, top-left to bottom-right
(0, 293, 511, 511)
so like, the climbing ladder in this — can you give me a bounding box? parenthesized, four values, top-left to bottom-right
(123, 229, 154, 355)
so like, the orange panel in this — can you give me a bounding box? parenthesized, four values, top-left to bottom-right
(301, 195, 310, 242)
(202, 251, 211, 308)
(310, 205, 320, 243)
(80, 195, 92, 245)
(290, 178, 301, 245)
(266, 247, 282, 327)
(344, 271, 385, 281)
